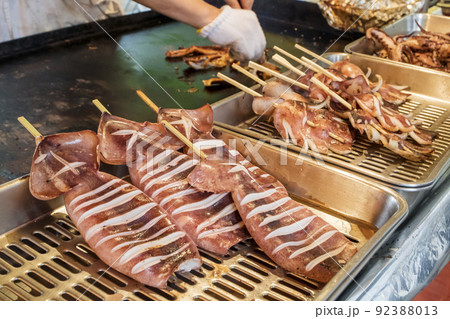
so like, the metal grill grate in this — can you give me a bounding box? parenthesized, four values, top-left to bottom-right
(0, 206, 367, 301)
(236, 96, 450, 186)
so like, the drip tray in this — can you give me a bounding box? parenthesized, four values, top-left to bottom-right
(0, 137, 406, 301)
(213, 53, 450, 189)
(0, 194, 370, 301)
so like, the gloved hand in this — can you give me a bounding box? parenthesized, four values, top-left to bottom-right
(199, 5, 266, 61)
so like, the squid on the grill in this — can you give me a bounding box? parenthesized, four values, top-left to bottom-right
(97, 110, 248, 255)
(328, 76, 436, 143)
(293, 60, 436, 161)
(249, 80, 354, 155)
(272, 99, 354, 155)
(328, 60, 410, 107)
(30, 130, 201, 288)
(165, 45, 232, 70)
(165, 45, 229, 58)
(347, 110, 434, 161)
(152, 105, 358, 282)
(186, 144, 358, 283)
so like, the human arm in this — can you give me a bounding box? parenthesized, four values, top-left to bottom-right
(134, 0, 220, 29)
(134, 1, 265, 60)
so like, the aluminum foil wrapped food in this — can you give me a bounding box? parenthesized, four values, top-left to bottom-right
(318, 0, 426, 33)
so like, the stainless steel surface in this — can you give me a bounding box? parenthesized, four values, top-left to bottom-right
(0, 210, 322, 301)
(345, 13, 450, 75)
(0, 138, 407, 301)
(213, 53, 450, 191)
(340, 170, 450, 301)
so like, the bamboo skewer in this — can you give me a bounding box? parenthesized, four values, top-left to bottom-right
(310, 77, 353, 110)
(274, 46, 308, 67)
(92, 95, 205, 159)
(272, 54, 306, 77)
(275, 45, 341, 81)
(248, 61, 309, 90)
(134, 90, 207, 160)
(217, 73, 262, 97)
(294, 44, 333, 66)
(273, 46, 329, 78)
(136, 90, 160, 113)
(231, 64, 267, 86)
(161, 120, 207, 160)
(301, 57, 341, 81)
(17, 116, 42, 139)
(274, 48, 324, 75)
(92, 99, 111, 114)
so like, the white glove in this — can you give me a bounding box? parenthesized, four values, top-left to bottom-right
(199, 5, 266, 61)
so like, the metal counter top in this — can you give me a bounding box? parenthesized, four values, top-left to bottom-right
(0, 1, 448, 300)
(341, 172, 449, 301)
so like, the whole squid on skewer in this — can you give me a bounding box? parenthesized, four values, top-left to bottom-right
(152, 104, 358, 282)
(185, 142, 357, 283)
(327, 64, 434, 145)
(329, 59, 410, 107)
(281, 44, 411, 107)
(97, 108, 248, 255)
(347, 110, 434, 161)
(218, 71, 354, 155)
(249, 76, 353, 155)
(272, 99, 354, 155)
(273, 50, 435, 161)
(277, 45, 411, 109)
(327, 76, 436, 145)
(26, 125, 201, 288)
(312, 77, 435, 161)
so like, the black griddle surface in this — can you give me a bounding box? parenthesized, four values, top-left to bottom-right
(0, 9, 357, 183)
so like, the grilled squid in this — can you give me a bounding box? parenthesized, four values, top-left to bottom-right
(246, 80, 354, 155)
(187, 148, 358, 283)
(272, 100, 354, 155)
(165, 45, 232, 70)
(157, 105, 358, 282)
(98, 112, 248, 255)
(30, 130, 201, 288)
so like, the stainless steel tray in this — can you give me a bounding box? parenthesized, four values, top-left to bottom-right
(0, 137, 407, 301)
(213, 53, 450, 193)
(345, 13, 450, 75)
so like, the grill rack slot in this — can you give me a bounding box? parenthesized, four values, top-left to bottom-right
(1, 207, 362, 301)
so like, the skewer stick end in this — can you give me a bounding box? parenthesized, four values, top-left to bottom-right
(294, 44, 333, 66)
(249, 61, 308, 90)
(217, 72, 262, 97)
(136, 90, 160, 114)
(17, 116, 42, 140)
(231, 63, 267, 86)
(92, 99, 111, 115)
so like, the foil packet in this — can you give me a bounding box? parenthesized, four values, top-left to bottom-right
(318, 0, 426, 33)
